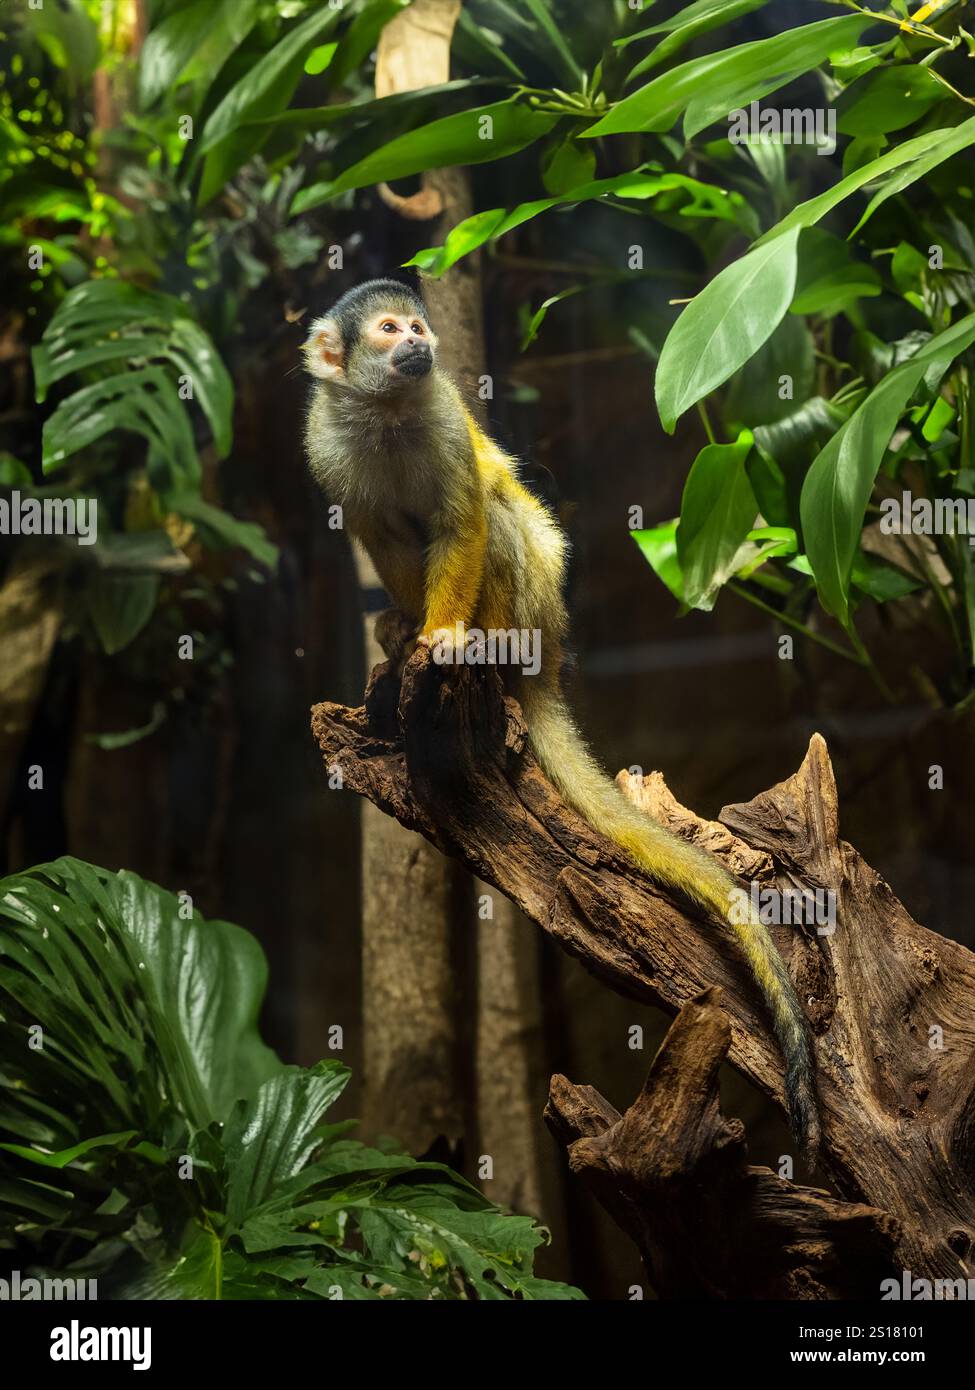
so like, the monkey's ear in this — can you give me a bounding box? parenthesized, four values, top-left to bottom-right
(302, 316, 344, 380)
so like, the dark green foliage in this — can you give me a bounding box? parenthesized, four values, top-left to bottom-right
(0, 858, 583, 1301)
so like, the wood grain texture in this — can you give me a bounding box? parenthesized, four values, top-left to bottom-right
(311, 649, 975, 1294)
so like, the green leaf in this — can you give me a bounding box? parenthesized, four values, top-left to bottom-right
(164, 492, 279, 571)
(724, 314, 814, 429)
(199, 1, 347, 153)
(0, 454, 32, 487)
(87, 702, 168, 752)
(850, 552, 923, 603)
(41, 368, 198, 486)
(455, 7, 526, 79)
(836, 64, 944, 137)
(304, 43, 338, 76)
(676, 434, 758, 609)
(223, 1063, 351, 1230)
(521, 0, 583, 85)
(292, 100, 560, 215)
(34, 282, 233, 475)
(655, 228, 800, 432)
(406, 168, 740, 277)
(756, 116, 975, 245)
(800, 312, 975, 626)
(631, 521, 685, 602)
(521, 284, 589, 349)
(790, 227, 882, 317)
(541, 135, 596, 194)
(138, 0, 262, 109)
(0, 860, 583, 1301)
(0, 1131, 138, 1169)
(0, 858, 283, 1142)
(620, 0, 773, 83)
(327, 0, 409, 88)
(584, 15, 867, 139)
(752, 396, 849, 527)
(24, 0, 99, 82)
(86, 574, 159, 655)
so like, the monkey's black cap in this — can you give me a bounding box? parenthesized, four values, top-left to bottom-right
(327, 278, 429, 351)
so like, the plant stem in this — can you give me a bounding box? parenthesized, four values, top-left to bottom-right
(696, 399, 716, 445)
(728, 581, 864, 664)
(845, 621, 896, 700)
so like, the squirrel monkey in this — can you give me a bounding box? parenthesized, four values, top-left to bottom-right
(303, 278, 819, 1157)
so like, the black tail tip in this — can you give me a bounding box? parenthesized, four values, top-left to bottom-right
(787, 1064, 822, 1170)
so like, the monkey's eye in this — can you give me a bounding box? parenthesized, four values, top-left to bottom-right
(380, 320, 399, 333)
(411, 322, 425, 335)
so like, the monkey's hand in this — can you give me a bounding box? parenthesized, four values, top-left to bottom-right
(417, 623, 470, 666)
(374, 607, 419, 667)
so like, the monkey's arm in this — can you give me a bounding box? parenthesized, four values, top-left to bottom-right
(421, 499, 488, 638)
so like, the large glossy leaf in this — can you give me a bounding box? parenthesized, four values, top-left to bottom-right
(198, 1, 347, 154)
(585, 15, 867, 139)
(41, 368, 199, 486)
(0, 858, 282, 1134)
(223, 1063, 350, 1230)
(34, 281, 233, 472)
(801, 313, 975, 626)
(0, 861, 584, 1301)
(235, 77, 495, 134)
(655, 112, 975, 430)
(655, 228, 800, 432)
(292, 99, 559, 214)
(165, 492, 278, 570)
(676, 435, 758, 609)
(619, 0, 773, 83)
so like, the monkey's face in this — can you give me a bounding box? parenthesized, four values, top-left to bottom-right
(304, 301, 437, 397)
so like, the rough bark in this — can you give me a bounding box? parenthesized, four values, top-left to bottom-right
(545, 990, 899, 1299)
(311, 650, 975, 1295)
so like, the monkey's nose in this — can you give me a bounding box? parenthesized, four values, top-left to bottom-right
(391, 340, 433, 378)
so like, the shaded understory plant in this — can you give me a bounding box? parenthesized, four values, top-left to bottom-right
(0, 858, 582, 1300)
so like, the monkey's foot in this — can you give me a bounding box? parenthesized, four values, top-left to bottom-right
(374, 607, 419, 669)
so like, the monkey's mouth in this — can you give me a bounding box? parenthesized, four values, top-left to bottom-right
(390, 342, 432, 380)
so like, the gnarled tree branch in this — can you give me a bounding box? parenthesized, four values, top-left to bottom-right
(311, 649, 975, 1293)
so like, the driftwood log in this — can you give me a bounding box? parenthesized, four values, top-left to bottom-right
(311, 648, 975, 1298)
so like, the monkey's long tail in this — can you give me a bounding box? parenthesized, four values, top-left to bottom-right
(520, 680, 820, 1159)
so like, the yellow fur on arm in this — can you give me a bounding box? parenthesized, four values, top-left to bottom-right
(422, 504, 487, 635)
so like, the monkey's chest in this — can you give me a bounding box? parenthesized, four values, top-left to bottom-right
(348, 505, 430, 618)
